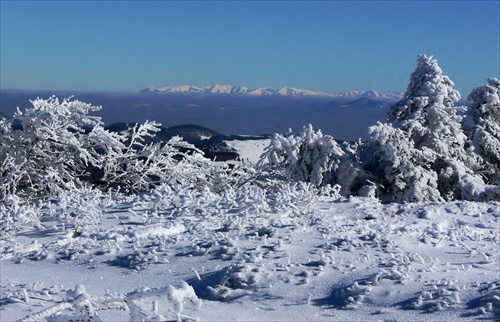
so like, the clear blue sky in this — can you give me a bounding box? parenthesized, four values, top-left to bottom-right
(1, 1, 499, 95)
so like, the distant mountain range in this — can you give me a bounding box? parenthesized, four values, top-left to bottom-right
(141, 84, 403, 100)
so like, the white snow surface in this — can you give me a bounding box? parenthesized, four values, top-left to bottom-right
(1, 157, 499, 322)
(224, 139, 271, 164)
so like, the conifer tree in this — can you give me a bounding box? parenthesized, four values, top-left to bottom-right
(468, 77, 500, 184)
(368, 54, 495, 201)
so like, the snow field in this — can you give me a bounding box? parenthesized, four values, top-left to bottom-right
(1, 184, 498, 321)
(224, 139, 271, 164)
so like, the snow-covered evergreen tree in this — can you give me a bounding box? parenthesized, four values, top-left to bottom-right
(367, 122, 442, 203)
(368, 54, 497, 202)
(468, 78, 500, 184)
(388, 54, 474, 164)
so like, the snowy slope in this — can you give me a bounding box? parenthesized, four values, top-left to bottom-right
(224, 139, 271, 163)
(1, 142, 499, 321)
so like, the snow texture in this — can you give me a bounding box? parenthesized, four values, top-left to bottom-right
(1, 186, 498, 321)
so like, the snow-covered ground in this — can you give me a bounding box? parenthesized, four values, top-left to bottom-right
(224, 139, 271, 164)
(1, 143, 499, 321)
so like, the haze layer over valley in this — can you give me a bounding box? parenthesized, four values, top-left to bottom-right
(1, 86, 404, 142)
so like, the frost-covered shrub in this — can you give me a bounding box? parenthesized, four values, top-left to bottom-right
(92, 123, 204, 194)
(147, 176, 318, 222)
(0, 187, 115, 239)
(51, 187, 107, 231)
(468, 77, 500, 184)
(0, 96, 102, 200)
(367, 54, 496, 202)
(0, 96, 209, 201)
(0, 194, 44, 238)
(258, 124, 361, 196)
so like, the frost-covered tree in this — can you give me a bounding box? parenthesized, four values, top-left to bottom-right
(259, 124, 361, 196)
(368, 54, 497, 202)
(367, 122, 442, 203)
(388, 54, 474, 164)
(468, 78, 500, 184)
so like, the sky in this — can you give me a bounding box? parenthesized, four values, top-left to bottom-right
(1, 1, 499, 95)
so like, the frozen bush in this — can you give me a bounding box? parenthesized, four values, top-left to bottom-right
(0, 96, 102, 200)
(0, 96, 208, 201)
(0, 194, 43, 238)
(258, 124, 361, 196)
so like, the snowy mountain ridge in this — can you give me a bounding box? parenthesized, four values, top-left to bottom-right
(141, 84, 403, 99)
(339, 89, 403, 99)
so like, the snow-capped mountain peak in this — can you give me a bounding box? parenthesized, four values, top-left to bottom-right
(205, 84, 249, 95)
(336, 89, 402, 100)
(145, 85, 203, 94)
(246, 87, 276, 96)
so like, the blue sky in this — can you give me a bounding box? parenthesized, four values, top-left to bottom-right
(1, 1, 499, 95)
